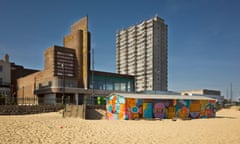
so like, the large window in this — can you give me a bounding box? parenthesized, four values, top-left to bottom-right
(0, 65, 2, 72)
(121, 82, 126, 91)
(114, 82, 121, 91)
(89, 74, 134, 92)
(106, 82, 113, 91)
(96, 81, 105, 90)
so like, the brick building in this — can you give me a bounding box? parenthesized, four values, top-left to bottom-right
(17, 17, 134, 105)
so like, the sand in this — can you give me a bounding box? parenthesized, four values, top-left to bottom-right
(0, 107, 240, 144)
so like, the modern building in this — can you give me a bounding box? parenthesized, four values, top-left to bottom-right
(116, 16, 168, 92)
(17, 17, 135, 105)
(89, 70, 134, 92)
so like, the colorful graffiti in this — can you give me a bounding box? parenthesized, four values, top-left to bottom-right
(106, 94, 216, 120)
(201, 100, 216, 118)
(189, 100, 201, 118)
(175, 100, 188, 119)
(106, 95, 125, 120)
(143, 103, 153, 119)
(166, 106, 175, 119)
(153, 103, 165, 119)
(125, 98, 143, 120)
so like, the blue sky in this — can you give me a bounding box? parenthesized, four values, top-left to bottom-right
(0, 0, 239, 100)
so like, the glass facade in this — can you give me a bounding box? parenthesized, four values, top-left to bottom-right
(89, 72, 134, 92)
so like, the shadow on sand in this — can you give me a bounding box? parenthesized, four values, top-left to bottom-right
(215, 116, 237, 119)
(86, 109, 105, 120)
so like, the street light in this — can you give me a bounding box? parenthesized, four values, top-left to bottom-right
(61, 63, 66, 109)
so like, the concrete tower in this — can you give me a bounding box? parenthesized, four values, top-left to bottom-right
(116, 16, 168, 92)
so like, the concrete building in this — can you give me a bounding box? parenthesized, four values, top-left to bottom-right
(116, 16, 168, 92)
(181, 89, 224, 104)
(181, 89, 221, 96)
(17, 17, 135, 105)
(0, 54, 11, 100)
(0, 53, 39, 86)
(0, 54, 38, 104)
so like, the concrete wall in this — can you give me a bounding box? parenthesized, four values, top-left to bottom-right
(63, 104, 86, 118)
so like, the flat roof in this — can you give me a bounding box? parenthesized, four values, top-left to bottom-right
(90, 70, 135, 79)
(109, 93, 216, 101)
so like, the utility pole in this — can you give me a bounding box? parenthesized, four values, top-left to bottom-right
(230, 83, 233, 103)
(226, 88, 229, 100)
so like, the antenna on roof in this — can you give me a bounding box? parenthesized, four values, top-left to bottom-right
(230, 83, 233, 103)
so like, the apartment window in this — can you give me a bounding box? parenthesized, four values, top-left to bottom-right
(0, 65, 2, 72)
(0, 77, 2, 84)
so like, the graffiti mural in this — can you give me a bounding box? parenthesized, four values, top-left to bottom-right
(106, 94, 216, 120)
(166, 106, 175, 119)
(189, 100, 201, 118)
(201, 100, 216, 118)
(143, 103, 153, 119)
(106, 95, 126, 120)
(176, 100, 190, 119)
(153, 103, 165, 119)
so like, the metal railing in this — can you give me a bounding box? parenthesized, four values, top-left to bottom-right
(0, 96, 64, 115)
(0, 105, 64, 115)
(0, 97, 65, 106)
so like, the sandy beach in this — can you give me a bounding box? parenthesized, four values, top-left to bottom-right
(0, 107, 239, 144)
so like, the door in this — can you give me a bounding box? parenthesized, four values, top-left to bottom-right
(143, 103, 153, 119)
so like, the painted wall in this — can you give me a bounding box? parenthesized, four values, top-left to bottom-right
(106, 94, 216, 120)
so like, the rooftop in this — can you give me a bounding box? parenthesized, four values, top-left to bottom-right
(109, 92, 216, 101)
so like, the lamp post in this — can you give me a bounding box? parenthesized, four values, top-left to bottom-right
(61, 63, 66, 110)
